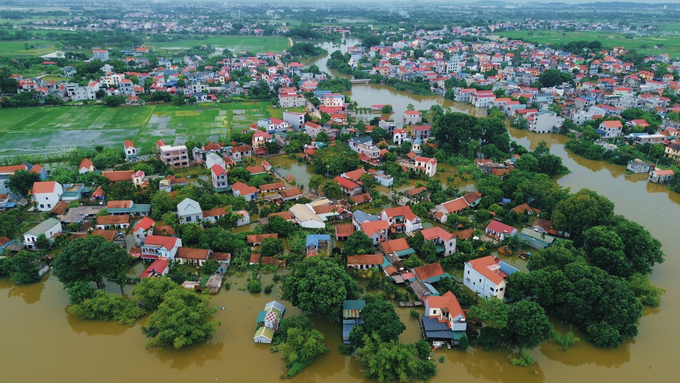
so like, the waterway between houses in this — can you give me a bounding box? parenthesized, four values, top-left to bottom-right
(2, 40, 680, 383)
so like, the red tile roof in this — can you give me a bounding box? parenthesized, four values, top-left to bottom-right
(79, 158, 93, 170)
(144, 235, 179, 250)
(381, 238, 410, 254)
(107, 200, 132, 209)
(347, 253, 383, 266)
(426, 291, 465, 322)
(421, 226, 453, 242)
(486, 220, 516, 235)
(333, 176, 359, 190)
(211, 164, 227, 177)
(362, 220, 390, 237)
(140, 259, 169, 278)
(414, 262, 445, 281)
(97, 215, 130, 225)
(176, 248, 210, 260)
(33, 181, 57, 194)
(133, 217, 155, 231)
(382, 206, 418, 221)
(467, 255, 504, 284)
(103, 170, 134, 182)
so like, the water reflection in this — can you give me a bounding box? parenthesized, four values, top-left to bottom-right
(149, 341, 224, 370)
(65, 306, 133, 336)
(6, 280, 45, 304)
(448, 347, 546, 383)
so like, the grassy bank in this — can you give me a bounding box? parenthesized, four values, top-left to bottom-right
(149, 36, 291, 53)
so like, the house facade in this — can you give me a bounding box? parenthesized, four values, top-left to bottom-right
(32, 181, 63, 212)
(23, 218, 62, 250)
(177, 198, 202, 224)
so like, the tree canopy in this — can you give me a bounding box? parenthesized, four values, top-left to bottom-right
(282, 257, 359, 320)
(53, 235, 132, 289)
(132, 276, 180, 311)
(350, 300, 406, 345)
(8, 170, 40, 196)
(142, 288, 220, 349)
(551, 188, 615, 237)
(357, 332, 437, 383)
(312, 144, 360, 176)
(280, 327, 329, 378)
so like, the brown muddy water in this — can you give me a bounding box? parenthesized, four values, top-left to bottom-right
(2, 41, 680, 383)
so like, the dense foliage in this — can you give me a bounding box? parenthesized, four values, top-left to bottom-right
(282, 257, 359, 320)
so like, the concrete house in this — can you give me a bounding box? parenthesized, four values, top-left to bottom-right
(32, 181, 63, 212)
(205, 152, 225, 170)
(306, 234, 332, 256)
(421, 226, 456, 256)
(597, 120, 623, 138)
(132, 217, 155, 246)
(140, 235, 182, 261)
(79, 158, 94, 173)
(347, 254, 383, 270)
(403, 110, 422, 125)
(254, 301, 286, 344)
(211, 164, 229, 191)
(414, 157, 438, 178)
(23, 218, 62, 250)
(124, 139, 137, 161)
(231, 182, 258, 201)
(361, 219, 389, 245)
(485, 220, 517, 240)
(289, 204, 325, 229)
(177, 198, 202, 224)
(95, 214, 130, 230)
(176, 248, 212, 266)
(422, 291, 467, 345)
(381, 206, 422, 234)
(463, 256, 518, 300)
(648, 169, 674, 184)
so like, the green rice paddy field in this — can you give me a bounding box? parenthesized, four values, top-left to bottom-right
(497, 30, 680, 55)
(150, 36, 291, 53)
(0, 102, 303, 157)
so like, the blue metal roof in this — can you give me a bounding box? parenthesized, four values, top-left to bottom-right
(306, 234, 331, 247)
(498, 261, 520, 276)
(422, 316, 453, 339)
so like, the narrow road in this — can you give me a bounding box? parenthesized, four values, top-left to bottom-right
(288, 37, 293, 47)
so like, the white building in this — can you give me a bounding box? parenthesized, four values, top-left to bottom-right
(381, 206, 421, 234)
(23, 218, 62, 250)
(283, 111, 305, 131)
(132, 217, 155, 246)
(124, 139, 137, 161)
(599, 120, 624, 138)
(32, 181, 63, 212)
(414, 156, 438, 177)
(528, 111, 565, 133)
(289, 204, 326, 229)
(205, 152, 225, 170)
(463, 256, 508, 299)
(177, 198, 202, 224)
(141, 235, 182, 260)
(93, 49, 109, 61)
(211, 164, 229, 190)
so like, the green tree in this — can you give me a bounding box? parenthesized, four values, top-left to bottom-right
(515, 153, 539, 173)
(53, 236, 132, 290)
(282, 257, 359, 320)
(248, 278, 262, 293)
(179, 223, 202, 244)
(275, 314, 314, 344)
(68, 290, 145, 326)
(132, 276, 180, 311)
(626, 273, 665, 307)
(67, 280, 95, 304)
(538, 69, 573, 87)
(553, 330, 580, 350)
(312, 145, 360, 176)
(319, 180, 343, 200)
(7, 170, 40, 196)
(342, 231, 375, 256)
(6, 250, 41, 285)
(357, 333, 437, 383)
(142, 288, 220, 349)
(468, 297, 510, 329)
(261, 237, 284, 257)
(381, 105, 393, 114)
(280, 328, 329, 378)
(202, 259, 220, 275)
(506, 301, 553, 349)
(353, 300, 406, 345)
(551, 189, 614, 237)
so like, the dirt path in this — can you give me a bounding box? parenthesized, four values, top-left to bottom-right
(288, 37, 293, 47)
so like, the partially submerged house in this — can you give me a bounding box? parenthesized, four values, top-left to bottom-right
(342, 300, 365, 344)
(422, 291, 467, 347)
(463, 255, 518, 299)
(254, 301, 286, 344)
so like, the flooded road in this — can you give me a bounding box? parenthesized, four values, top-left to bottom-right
(2, 40, 680, 383)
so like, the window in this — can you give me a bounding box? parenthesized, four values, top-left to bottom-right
(467, 271, 469, 274)
(490, 287, 494, 291)
(499, 287, 504, 291)
(479, 279, 482, 282)
(186, 216, 191, 222)
(40, 204, 44, 208)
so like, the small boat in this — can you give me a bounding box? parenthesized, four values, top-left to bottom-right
(498, 246, 513, 256)
(216, 306, 225, 310)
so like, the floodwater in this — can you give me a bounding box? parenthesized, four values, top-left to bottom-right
(2, 41, 680, 383)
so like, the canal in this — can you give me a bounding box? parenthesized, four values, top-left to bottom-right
(1, 40, 680, 383)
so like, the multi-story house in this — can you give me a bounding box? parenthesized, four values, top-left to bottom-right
(403, 110, 422, 125)
(140, 235, 182, 261)
(381, 206, 421, 234)
(528, 111, 565, 133)
(124, 139, 137, 161)
(159, 144, 189, 168)
(211, 164, 229, 191)
(463, 255, 519, 300)
(93, 49, 109, 61)
(420, 226, 456, 256)
(32, 181, 63, 212)
(348, 137, 380, 160)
